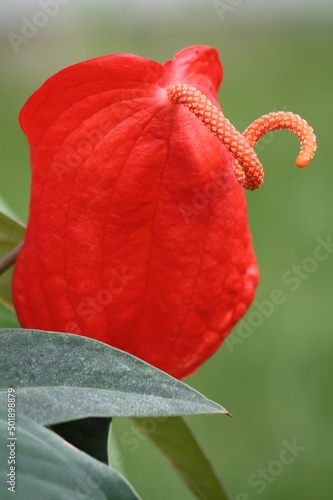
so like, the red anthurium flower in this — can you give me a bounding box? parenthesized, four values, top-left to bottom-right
(12, 46, 316, 379)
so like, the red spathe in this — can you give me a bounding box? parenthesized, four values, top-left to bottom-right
(13, 46, 258, 379)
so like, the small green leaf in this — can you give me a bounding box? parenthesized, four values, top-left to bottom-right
(0, 329, 228, 426)
(133, 416, 230, 500)
(50, 417, 112, 465)
(0, 409, 140, 500)
(0, 212, 25, 312)
(0, 196, 23, 222)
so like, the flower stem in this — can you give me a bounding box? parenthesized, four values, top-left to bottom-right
(0, 241, 23, 276)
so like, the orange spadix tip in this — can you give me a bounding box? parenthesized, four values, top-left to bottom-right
(167, 84, 317, 190)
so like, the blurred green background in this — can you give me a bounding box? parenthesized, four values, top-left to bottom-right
(1, 1, 332, 498)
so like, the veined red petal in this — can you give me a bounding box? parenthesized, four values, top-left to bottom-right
(161, 45, 223, 105)
(13, 47, 258, 379)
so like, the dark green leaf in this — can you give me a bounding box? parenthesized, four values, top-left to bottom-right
(0, 409, 140, 500)
(132, 416, 230, 500)
(0, 212, 25, 312)
(0, 329, 228, 426)
(50, 417, 112, 464)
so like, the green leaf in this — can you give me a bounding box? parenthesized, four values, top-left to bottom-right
(0, 409, 140, 500)
(0, 329, 228, 426)
(0, 213, 25, 253)
(50, 417, 112, 464)
(0, 196, 23, 222)
(0, 212, 25, 312)
(132, 416, 230, 500)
